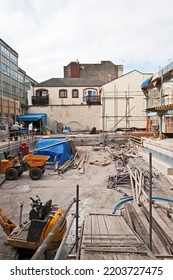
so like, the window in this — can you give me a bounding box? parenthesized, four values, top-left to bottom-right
(36, 89, 48, 97)
(83, 88, 97, 97)
(72, 89, 78, 98)
(59, 89, 67, 98)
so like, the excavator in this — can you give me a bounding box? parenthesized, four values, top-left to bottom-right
(0, 196, 67, 251)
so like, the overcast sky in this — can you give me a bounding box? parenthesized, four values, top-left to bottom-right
(1, 0, 173, 82)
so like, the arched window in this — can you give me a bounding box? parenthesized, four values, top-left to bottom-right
(59, 89, 67, 98)
(83, 88, 101, 104)
(36, 89, 48, 97)
(72, 89, 79, 98)
(32, 89, 49, 105)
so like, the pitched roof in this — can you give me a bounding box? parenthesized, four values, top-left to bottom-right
(35, 78, 103, 88)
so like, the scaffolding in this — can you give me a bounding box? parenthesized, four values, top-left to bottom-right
(102, 87, 146, 132)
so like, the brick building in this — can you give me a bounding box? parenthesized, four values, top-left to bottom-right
(64, 60, 123, 83)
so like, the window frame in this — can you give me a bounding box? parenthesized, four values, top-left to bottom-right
(59, 89, 67, 98)
(72, 89, 79, 98)
(36, 88, 48, 97)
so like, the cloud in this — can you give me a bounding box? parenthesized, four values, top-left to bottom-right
(1, 0, 173, 81)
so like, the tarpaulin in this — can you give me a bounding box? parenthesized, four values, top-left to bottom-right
(33, 137, 73, 167)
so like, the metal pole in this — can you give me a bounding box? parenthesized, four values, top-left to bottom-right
(76, 184, 79, 253)
(149, 152, 152, 251)
(102, 89, 105, 149)
(54, 214, 76, 260)
(31, 198, 76, 260)
(19, 203, 23, 227)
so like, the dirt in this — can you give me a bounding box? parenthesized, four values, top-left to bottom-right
(0, 146, 126, 259)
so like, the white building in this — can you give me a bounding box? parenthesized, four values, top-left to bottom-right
(28, 78, 102, 131)
(28, 70, 152, 133)
(101, 70, 152, 131)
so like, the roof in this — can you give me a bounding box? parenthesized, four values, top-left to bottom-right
(141, 61, 173, 90)
(35, 78, 103, 88)
(101, 70, 153, 86)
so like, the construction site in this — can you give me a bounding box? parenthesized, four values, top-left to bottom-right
(0, 129, 173, 261)
(1, 41, 173, 260)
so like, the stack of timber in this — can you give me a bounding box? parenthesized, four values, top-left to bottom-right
(73, 152, 87, 174)
(78, 213, 155, 260)
(57, 152, 87, 174)
(122, 201, 173, 259)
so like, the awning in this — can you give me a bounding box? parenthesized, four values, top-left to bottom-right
(16, 113, 47, 128)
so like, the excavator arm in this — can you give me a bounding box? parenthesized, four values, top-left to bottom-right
(0, 207, 16, 236)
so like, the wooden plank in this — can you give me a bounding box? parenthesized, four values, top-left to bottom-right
(83, 247, 149, 254)
(105, 215, 131, 236)
(156, 207, 173, 232)
(141, 203, 173, 253)
(83, 241, 143, 247)
(117, 254, 131, 260)
(91, 215, 101, 243)
(116, 215, 136, 236)
(132, 202, 168, 255)
(143, 201, 173, 244)
(97, 215, 110, 243)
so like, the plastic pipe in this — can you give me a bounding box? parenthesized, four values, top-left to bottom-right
(112, 196, 173, 214)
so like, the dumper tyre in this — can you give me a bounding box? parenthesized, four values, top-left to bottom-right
(5, 168, 18, 180)
(29, 167, 42, 180)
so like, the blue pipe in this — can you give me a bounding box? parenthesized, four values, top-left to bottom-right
(112, 197, 133, 214)
(112, 196, 173, 214)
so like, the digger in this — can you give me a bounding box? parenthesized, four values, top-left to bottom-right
(0, 196, 66, 251)
(0, 152, 50, 180)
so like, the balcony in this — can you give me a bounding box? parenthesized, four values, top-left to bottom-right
(84, 95, 101, 105)
(32, 95, 49, 105)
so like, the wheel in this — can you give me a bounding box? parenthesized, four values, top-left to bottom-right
(29, 167, 42, 180)
(5, 168, 18, 180)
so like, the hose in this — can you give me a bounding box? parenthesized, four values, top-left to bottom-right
(112, 196, 173, 214)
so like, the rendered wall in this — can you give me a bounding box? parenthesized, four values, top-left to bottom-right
(28, 104, 102, 131)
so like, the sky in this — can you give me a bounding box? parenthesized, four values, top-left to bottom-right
(1, 0, 173, 82)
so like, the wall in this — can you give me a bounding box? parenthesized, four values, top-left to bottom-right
(28, 104, 102, 131)
(102, 71, 152, 130)
(30, 86, 100, 106)
(64, 61, 123, 83)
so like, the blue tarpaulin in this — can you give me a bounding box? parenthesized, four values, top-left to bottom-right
(141, 76, 153, 88)
(33, 137, 74, 167)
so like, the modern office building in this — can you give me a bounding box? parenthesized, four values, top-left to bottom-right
(0, 38, 37, 126)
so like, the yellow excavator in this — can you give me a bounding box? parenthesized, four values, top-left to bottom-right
(0, 196, 66, 250)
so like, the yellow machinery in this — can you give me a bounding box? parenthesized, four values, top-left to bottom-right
(0, 197, 66, 250)
(0, 153, 50, 180)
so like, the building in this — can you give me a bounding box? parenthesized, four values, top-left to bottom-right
(28, 77, 103, 131)
(29, 70, 152, 133)
(141, 61, 173, 137)
(64, 60, 123, 83)
(101, 70, 152, 131)
(0, 38, 37, 126)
